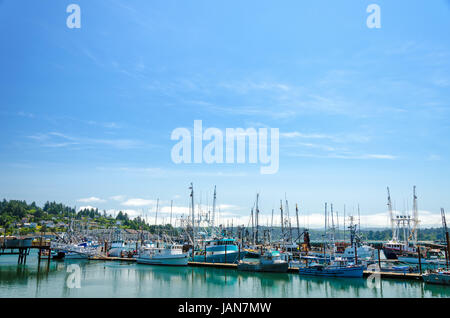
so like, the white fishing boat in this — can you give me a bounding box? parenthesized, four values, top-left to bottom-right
(136, 243, 189, 266)
(51, 242, 97, 260)
(341, 244, 386, 261)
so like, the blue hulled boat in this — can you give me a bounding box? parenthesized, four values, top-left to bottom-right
(192, 238, 244, 263)
(298, 263, 364, 278)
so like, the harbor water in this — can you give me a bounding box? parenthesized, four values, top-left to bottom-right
(0, 252, 449, 298)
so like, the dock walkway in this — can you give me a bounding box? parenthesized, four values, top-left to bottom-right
(86, 257, 424, 281)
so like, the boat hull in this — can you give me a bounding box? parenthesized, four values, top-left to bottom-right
(423, 272, 450, 285)
(397, 256, 447, 266)
(298, 266, 364, 278)
(136, 255, 189, 266)
(238, 262, 288, 273)
(192, 250, 242, 264)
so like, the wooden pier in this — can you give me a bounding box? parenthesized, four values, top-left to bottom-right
(188, 261, 237, 269)
(89, 256, 136, 262)
(0, 240, 51, 266)
(363, 270, 423, 281)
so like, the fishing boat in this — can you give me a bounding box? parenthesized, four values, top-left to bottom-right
(192, 238, 243, 263)
(423, 208, 450, 284)
(423, 270, 450, 285)
(136, 243, 189, 266)
(383, 187, 420, 260)
(382, 241, 417, 260)
(397, 248, 447, 266)
(298, 263, 364, 278)
(341, 244, 386, 262)
(51, 242, 94, 260)
(237, 250, 289, 273)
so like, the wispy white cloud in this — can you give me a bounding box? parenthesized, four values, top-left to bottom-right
(288, 152, 397, 160)
(77, 197, 106, 203)
(110, 195, 126, 201)
(121, 198, 159, 207)
(280, 131, 370, 143)
(28, 132, 144, 150)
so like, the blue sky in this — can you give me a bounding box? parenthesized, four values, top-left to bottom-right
(1, 0, 449, 228)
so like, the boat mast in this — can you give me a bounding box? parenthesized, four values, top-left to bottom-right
(212, 185, 217, 229)
(343, 204, 346, 242)
(285, 194, 292, 244)
(170, 200, 173, 228)
(189, 183, 195, 246)
(280, 200, 285, 248)
(331, 203, 335, 258)
(155, 198, 159, 226)
(251, 207, 254, 245)
(387, 187, 395, 242)
(441, 208, 449, 269)
(255, 193, 260, 245)
(295, 203, 300, 243)
(357, 204, 361, 237)
(324, 202, 327, 262)
(270, 208, 274, 245)
(412, 186, 419, 245)
(155, 198, 160, 243)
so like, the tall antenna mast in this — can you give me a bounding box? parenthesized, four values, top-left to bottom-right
(212, 185, 217, 228)
(387, 187, 395, 241)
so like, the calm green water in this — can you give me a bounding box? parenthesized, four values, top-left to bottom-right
(0, 252, 449, 298)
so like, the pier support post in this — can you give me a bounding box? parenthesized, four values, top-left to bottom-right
(224, 245, 227, 263)
(417, 246, 422, 274)
(377, 248, 381, 270)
